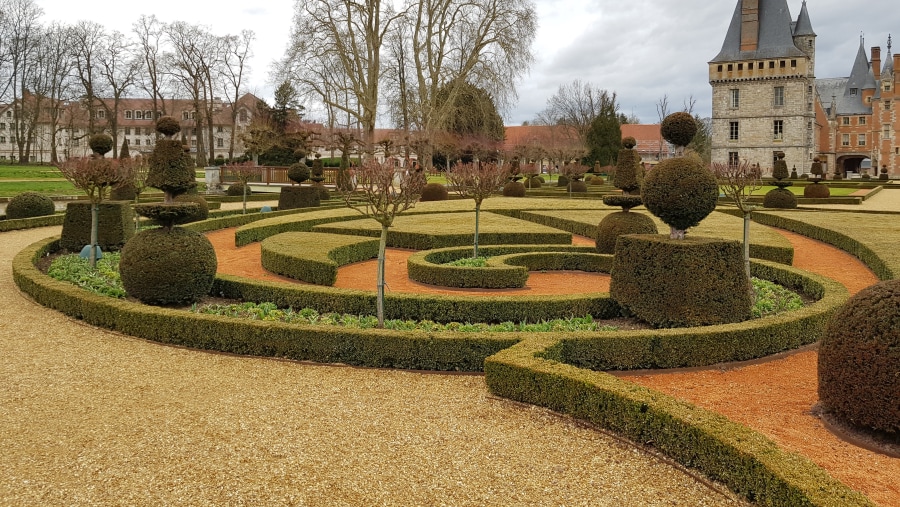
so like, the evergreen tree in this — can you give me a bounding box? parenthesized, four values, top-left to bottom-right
(584, 98, 622, 166)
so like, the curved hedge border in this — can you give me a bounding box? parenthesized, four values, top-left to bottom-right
(0, 212, 65, 232)
(13, 237, 518, 372)
(260, 232, 380, 285)
(407, 245, 605, 288)
(484, 338, 873, 506)
(234, 208, 363, 246)
(542, 259, 849, 370)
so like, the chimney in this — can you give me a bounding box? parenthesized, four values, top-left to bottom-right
(872, 46, 881, 81)
(740, 0, 760, 51)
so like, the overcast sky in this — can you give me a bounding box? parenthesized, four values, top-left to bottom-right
(37, 0, 899, 125)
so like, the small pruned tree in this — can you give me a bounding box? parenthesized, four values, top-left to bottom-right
(340, 160, 426, 326)
(445, 162, 508, 258)
(713, 159, 762, 279)
(56, 156, 133, 266)
(230, 160, 258, 214)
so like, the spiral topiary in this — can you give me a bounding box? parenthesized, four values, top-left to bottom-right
(5, 191, 55, 219)
(595, 211, 657, 254)
(762, 188, 798, 209)
(660, 112, 697, 149)
(420, 182, 449, 201)
(88, 134, 113, 157)
(818, 279, 900, 434)
(287, 162, 310, 185)
(502, 181, 526, 197)
(642, 156, 719, 238)
(119, 227, 217, 305)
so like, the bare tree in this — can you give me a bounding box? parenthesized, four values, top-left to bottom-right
(445, 161, 508, 257)
(712, 159, 762, 279)
(5, 0, 43, 162)
(655, 94, 669, 160)
(97, 30, 139, 157)
(132, 15, 170, 118)
(229, 160, 258, 214)
(340, 159, 425, 326)
(71, 20, 107, 135)
(220, 30, 253, 160)
(280, 0, 404, 153)
(165, 21, 214, 166)
(535, 80, 611, 145)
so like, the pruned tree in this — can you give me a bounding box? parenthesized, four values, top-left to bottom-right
(340, 159, 426, 326)
(56, 156, 133, 266)
(712, 159, 762, 279)
(445, 161, 508, 257)
(220, 29, 254, 160)
(229, 160, 258, 214)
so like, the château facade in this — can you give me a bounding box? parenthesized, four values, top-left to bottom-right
(710, 0, 898, 177)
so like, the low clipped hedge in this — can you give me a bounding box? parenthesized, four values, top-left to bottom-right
(484, 338, 873, 507)
(546, 259, 848, 370)
(278, 186, 320, 210)
(59, 201, 134, 252)
(261, 232, 380, 285)
(0, 212, 65, 232)
(234, 209, 362, 246)
(13, 237, 518, 372)
(407, 245, 607, 289)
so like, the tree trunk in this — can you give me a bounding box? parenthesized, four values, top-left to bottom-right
(242, 184, 248, 214)
(90, 203, 99, 267)
(376, 224, 389, 327)
(474, 202, 481, 258)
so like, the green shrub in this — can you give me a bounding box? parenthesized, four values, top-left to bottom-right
(590, 176, 605, 185)
(147, 139, 195, 197)
(595, 211, 657, 254)
(613, 147, 642, 193)
(173, 194, 210, 223)
(567, 180, 588, 192)
(803, 183, 831, 198)
(763, 188, 798, 209)
(660, 112, 697, 147)
(819, 279, 900, 434)
(523, 176, 542, 189)
(88, 134, 113, 156)
(287, 162, 310, 184)
(5, 192, 55, 219)
(502, 181, 526, 197)
(60, 201, 134, 252)
(227, 182, 250, 196)
(110, 181, 138, 201)
(277, 186, 320, 210)
(260, 232, 379, 285)
(420, 182, 449, 201)
(556, 175, 569, 187)
(642, 156, 719, 235)
(772, 151, 789, 180)
(156, 116, 181, 137)
(119, 227, 217, 305)
(611, 235, 752, 328)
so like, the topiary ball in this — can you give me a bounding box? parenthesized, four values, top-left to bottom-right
(642, 156, 719, 235)
(660, 112, 697, 147)
(227, 182, 250, 196)
(111, 182, 138, 201)
(819, 279, 900, 434)
(556, 175, 569, 187)
(287, 162, 310, 184)
(762, 188, 798, 209)
(5, 191, 55, 219)
(590, 175, 605, 185)
(420, 182, 449, 201)
(88, 134, 114, 157)
(595, 211, 657, 254)
(502, 181, 526, 197)
(524, 176, 542, 189)
(156, 116, 181, 137)
(119, 227, 217, 305)
(803, 182, 831, 198)
(622, 136, 637, 149)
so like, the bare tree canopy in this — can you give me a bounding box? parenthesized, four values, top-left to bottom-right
(535, 80, 616, 143)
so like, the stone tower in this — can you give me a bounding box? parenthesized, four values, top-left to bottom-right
(709, 0, 818, 173)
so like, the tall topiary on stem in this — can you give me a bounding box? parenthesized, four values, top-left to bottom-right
(611, 112, 751, 328)
(502, 156, 526, 197)
(597, 136, 656, 253)
(120, 116, 216, 305)
(279, 161, 320, 210)
(804, 156, 831, 198)
(713, 159, 762, 279)
(764, 152, 798, 208)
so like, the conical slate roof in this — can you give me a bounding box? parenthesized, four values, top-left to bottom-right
(793, 1, 815, 36)
(847, 39, 877, 91)
(711, 0, 806, 62)
(883, 36, 894, 76)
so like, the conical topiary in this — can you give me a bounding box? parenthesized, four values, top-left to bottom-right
(764, 151, 797, 209)
(597, 136, 656, 253)
(804, 156, 830, 198)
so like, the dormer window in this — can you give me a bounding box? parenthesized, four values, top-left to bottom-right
(145, 110, 152, 119)
(850, 88, 858, 96)
(135, 110, 143, 120)
(125, 110, 133, 119)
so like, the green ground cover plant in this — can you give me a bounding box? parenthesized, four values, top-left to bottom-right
(446, 256, 489, 267)
(47, 252, 125, 298)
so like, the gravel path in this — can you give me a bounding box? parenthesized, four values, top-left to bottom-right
(0, 226, 744, 506)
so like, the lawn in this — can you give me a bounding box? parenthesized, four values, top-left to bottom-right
(0, 165, 65, 180)
(749, 185, 859, 197)
(0, 180, 78, 197)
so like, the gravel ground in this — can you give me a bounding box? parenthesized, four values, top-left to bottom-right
(0, 226, 745, 506)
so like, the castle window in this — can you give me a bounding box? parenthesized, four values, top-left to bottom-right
(145, 111, 153, 120)
(886, 100, 892, 110)
(125, 127, 131, 135)
(135, 110, 143, 120)
(780, 60, 786, 68)
(217, 138, 224, 148)
(729, 121, 739, 140)
(842, 134, 850, 146)
(842, 117, 851, 125)
(885, 124, 892, 137)
(217, 126, 224, 133)
(808, 121, 813, 130)
(807, 40, 812, 48)
(773, 86, 785, 107)
(717, 64, 723, 72)
(728, 152, 739, 166)
(748, 62, 753, 70)
(850, 88, 858, 96)
(125, 110, 133, 119)
(859, 117, 867, 125)
(808, 102, 813, 112)
(727, 64, 733, 71)
(858, 134, 866, 146)
(730, 89, 740, 109)
(769, 61, 775, 69)
(95, 109, 105, 119)
(886, 83, 892, 92)
(773, 120, 784, 140)
(738, 63, 743, 71)
(808, 85, 813, 95)
(790, 60, 797, 67)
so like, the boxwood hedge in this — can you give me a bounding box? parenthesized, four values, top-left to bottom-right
(261, 232, 380, 285)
